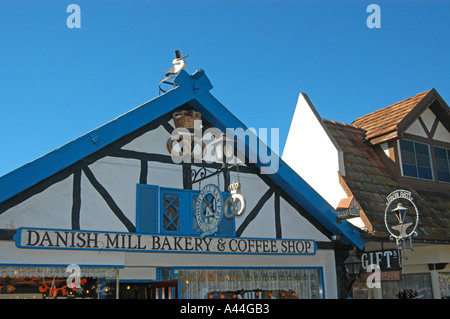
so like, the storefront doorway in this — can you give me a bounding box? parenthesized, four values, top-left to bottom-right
(115, 280, 179, 299)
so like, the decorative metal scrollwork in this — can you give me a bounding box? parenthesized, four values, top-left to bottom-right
(190, 166, 220, 185)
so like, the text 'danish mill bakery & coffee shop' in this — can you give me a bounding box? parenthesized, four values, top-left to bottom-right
(0, 68, 363, 299)
(17, 228, 315, 255)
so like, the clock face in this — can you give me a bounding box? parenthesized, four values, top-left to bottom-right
(195, 184, 223, 236)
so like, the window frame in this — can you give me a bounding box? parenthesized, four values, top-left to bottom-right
(433, 145, 450, 183)
(160, 188, 184, 234)
(398, 139, 434, 181)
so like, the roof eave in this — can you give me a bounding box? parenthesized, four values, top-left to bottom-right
(0, 70, 364, 249)
(366, 89, 449, 145)
(0, 70, 213, 203)
(193, 93, 365, 250)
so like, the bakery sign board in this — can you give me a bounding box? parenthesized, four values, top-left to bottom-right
(14, 228, 316, 256)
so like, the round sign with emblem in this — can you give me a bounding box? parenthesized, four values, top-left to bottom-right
(195, 184, 224, 237)
(384, 189, 419, 241)
(384, 189, 419, 259)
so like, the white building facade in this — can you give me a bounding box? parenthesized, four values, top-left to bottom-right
(0, 70, 363, 299)
(283, 89, 450, 299)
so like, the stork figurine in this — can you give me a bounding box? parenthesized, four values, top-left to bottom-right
(159, 50, 189, 95)
(165, 50, 189, 76)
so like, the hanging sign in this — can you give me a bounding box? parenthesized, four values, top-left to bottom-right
(195, 184, 224, 238)
(14, 228, 316, 255)
(360, 249, 402, 271)
(195, 183, 246, 238)
(384, 189, 419, 259)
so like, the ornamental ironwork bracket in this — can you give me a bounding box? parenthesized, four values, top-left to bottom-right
(189, 163, 239, 186)
(159, 75, 177, 95)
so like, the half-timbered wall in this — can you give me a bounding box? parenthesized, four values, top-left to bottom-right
(0, 70, 358, 299)
(0, 107, 330, 243)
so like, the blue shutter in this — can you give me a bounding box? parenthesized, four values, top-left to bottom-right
(137, 184, 158, 233)
(137, 185, 236, 236)
(218, 213, 235, 237)
(218, 192, 235, 237)
(190, 190, 201, 234)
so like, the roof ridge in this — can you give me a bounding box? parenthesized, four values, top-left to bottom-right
(352, 90, 431, 125)
(0, 70, 365, 249)
(322, 118, 366, 131)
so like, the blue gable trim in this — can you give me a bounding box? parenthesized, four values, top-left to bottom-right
(192, 93, 364, 249)
(0, 70, 364, 249)
(0, 70, 212, 204)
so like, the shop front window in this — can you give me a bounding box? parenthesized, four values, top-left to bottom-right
(439, 273, 450, 299)
(173, 268, 323, 299)
(0, 266, 117, 299)
(381, 273, 433, 299)
(0, 276, 114, 299)
(400, 273, 432, 299)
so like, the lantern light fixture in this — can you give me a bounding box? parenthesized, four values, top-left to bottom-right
(343, 251, 361, 279)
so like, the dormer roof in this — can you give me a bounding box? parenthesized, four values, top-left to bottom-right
(323, 88, 450, 241)
(352, 89, 450, 144)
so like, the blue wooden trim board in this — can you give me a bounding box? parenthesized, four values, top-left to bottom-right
(0, 69, 364, 249)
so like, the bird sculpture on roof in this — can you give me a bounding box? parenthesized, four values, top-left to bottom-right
(165, 50, 189, 76)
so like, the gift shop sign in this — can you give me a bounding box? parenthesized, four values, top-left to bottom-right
(14, 228, 316, 255)
(360, 249, 401, 271)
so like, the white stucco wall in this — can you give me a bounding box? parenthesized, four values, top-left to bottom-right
(282, 93, 347, 209)
(434, 122, 450, 142)
(1, 114, 333, 242)
(405, 108, 450, 143)
(0, 175, 74, 230)
(0, 112, 339, 298)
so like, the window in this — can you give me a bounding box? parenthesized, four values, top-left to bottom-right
(0, 266, 117, 299)
(160, 187, 198, 235)
(137, 184, 235, 237)
(173, 268, 323, 299)
(439, 273, 450, 298)
(161, 191, 182, 232)
(401, 273, 433, 299)
(434, 146, 450, 183)
(399, 139, 433, 180)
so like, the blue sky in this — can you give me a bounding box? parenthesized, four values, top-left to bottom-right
(1, 0, 449, 177)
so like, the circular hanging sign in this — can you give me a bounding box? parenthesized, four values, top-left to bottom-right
(384, 189, 419, 242)
(195, 184, 224, 237)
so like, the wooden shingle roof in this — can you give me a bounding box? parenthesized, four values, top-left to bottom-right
(324, 113, 450, 242)
(352, 90, 432, 144)
(324, 120, 395, 235)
